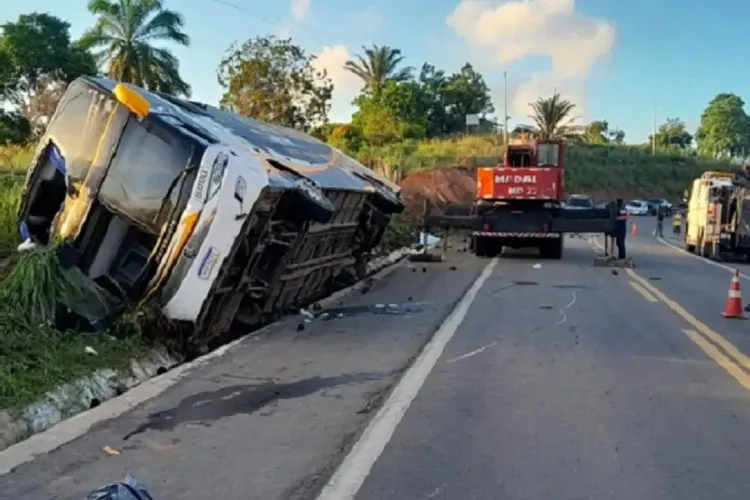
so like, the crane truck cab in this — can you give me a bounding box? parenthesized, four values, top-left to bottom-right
(472, 138, 566, 258)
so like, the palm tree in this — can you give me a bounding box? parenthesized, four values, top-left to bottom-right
(80, 0, 191, 96)
(344, 44, 413, 94)
(528, 92, 581, 140)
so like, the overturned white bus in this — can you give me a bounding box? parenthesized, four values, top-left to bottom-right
(17, 76, 404, 350)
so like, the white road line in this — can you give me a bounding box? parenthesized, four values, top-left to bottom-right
(315, 258, 498, 500)
(656, 236, 750, 280)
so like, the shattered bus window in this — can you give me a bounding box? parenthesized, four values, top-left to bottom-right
(98, 117, 195, 233)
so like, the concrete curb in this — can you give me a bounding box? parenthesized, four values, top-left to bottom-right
(0, 246, 412, 462)
(0, 349, 182, 452)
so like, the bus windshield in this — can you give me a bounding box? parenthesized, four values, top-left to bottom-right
(97, 116, 197, 234)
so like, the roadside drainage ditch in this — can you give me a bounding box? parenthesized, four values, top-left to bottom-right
(0, 247, 414, 452)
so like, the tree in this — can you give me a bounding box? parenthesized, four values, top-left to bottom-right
(327, 124, 363, 153)
(418, 63, 449, 136)
(0, 110, 30, 144)
(651, 118, 693, 149)
(80, 0, 191, 96)
(440, 63, 494, 135)
(351, 95, 403, 146)
(344, 44, 413, 95)
(0, 12, 96, 136)
(609, 128, 625, 144)
(696, 94, 750, 157)
(375, 81, 432, 139)
(528, 92, 580, 140)
(583, 120, 609, 144)
(217, 35, 333, 132)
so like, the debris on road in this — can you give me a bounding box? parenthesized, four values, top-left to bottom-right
(408, 252, 443, 263)
(445, 341, 499, 363)
(319, 302, 430, 320)
(102, 446, 120, 456)
(86, 475, 154, 500)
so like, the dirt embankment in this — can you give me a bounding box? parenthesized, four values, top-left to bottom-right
(398, 166, 683, 214)
(399, 167, 476, 216)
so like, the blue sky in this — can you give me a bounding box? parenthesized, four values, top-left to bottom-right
(2, 0, 749, 143)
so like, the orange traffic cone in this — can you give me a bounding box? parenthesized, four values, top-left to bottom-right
(631, 223, 638, 236)
(722, 269, 746, 319)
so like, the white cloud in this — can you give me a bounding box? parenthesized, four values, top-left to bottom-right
(290, 0, 311, 22)
(446, 0, 615, 120)
(351, 7, 384, 31)
(311, 45, 363, 122)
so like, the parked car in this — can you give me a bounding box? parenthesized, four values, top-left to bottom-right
(646, 197, 672, 215)
(565, 194, 595, 210)
(625, 200, 649, 216)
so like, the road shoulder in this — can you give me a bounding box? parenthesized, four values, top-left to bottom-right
(0, 248, 485, 500)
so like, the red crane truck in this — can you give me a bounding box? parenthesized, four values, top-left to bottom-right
(424, 137, 610, 259)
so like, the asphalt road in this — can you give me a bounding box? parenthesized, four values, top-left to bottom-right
(6, 227, 750, 500)
(351, 230, 750, 500)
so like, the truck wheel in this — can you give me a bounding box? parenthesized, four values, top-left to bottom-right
(472, 236, 490, 257)
(540, 236, 563, 259)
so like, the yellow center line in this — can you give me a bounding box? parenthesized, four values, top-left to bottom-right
(682, 329, 750, 389)
(628, 281, 659, 302)
(586, 236, 750, 388)
(626, 269, 750, 372)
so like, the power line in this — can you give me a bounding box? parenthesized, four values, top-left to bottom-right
(208, 0, 333, 47)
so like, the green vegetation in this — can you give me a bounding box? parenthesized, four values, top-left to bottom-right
(0, 149, 151, 409)
(0, 247, 146, 408)
(79, 0, 191, 96)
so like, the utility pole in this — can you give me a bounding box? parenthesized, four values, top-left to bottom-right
(651, 102, 657, 155)
(503, 70, 509, 145)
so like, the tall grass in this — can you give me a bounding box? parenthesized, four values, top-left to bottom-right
(0, 144, 149, 409)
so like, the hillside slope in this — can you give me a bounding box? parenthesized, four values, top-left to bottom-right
(359, 136, 738, 212)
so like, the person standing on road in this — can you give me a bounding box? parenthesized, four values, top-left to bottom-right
(615, 198, 628, 259)
(654, 205, 665, 238)
(672, 210, 683, 237)
(605, 200, 618, 256)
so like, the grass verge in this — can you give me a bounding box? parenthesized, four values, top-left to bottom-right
(0, 145, 149, 410)
(0, 247, 148, 409)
